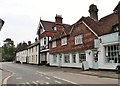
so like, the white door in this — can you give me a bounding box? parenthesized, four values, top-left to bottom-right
(58, 54, 62, 67)
(92, 51, 98, 69)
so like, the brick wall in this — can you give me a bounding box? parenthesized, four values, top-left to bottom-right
(50, 22, 97, 54)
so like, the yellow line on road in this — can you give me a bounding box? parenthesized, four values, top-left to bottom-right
(2, 69, 15, 85)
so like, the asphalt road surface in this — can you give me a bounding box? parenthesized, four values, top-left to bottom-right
(1, 62, 119, 86)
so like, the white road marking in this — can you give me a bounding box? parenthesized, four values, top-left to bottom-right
(36, 80, 39, 83)
(55, 80, 62, 84)
(36, 80, 44, 84)
(36, 71, 77, 84)
(26, 82, 30, 84)
(36, 71, 46, 75)
(32, 81, 37, 84)
(53, 76, 77, 84)
(26, 82, 32, 86)
(16, 77, 22, 79)
(45, 82, 50, 84)
(45, 77, 50, 79)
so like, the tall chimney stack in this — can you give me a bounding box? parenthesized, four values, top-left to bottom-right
(89, 4, 98, 20)
(28, 41, 31, 46)
(55, 14, 63, 24)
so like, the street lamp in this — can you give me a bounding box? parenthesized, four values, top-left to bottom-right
(0, 18, 4, 31)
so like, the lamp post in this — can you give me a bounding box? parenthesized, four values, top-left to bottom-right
(0, 18, 4, 31)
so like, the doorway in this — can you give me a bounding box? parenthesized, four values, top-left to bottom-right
(92, 51, 98, 69)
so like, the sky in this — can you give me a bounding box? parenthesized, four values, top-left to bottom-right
(0, 0, 119, 47)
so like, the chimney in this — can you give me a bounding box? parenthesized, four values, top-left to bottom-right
(19, 43, 22, 46)
(28, 41, 31, 46)
(89, 4, 98, 20)
(55, 14, 63, 24)
(35, 37, 37, 42)
(23, 42, 27, 45)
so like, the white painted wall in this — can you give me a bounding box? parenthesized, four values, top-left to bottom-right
(16, 50, 27, 63)
(40, 37, 49, 47)
(47, 52, 50, 64)
(50, 53, 85, 68)
(16, 52, 20, 61)
(101, 32, 118, 44)
(28, 45, 39, 64)
(97, 32, 119, 70)
(86, 50, 93, 68)
(98, 43, 118, 70)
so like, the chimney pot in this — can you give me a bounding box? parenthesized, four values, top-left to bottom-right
(89, 4, 98, 20)
(55, 14, 63, 24)
(28, 41, 31, 45)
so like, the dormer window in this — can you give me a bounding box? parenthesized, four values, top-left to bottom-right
(113, 24, 119, 31)
(61, 37, 67, 46)
(75, 35, 83, 45)
(54, 27, 57, 30)
(40, 28, 44, 34)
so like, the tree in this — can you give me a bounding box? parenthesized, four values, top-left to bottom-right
(2, 38, 16, 61)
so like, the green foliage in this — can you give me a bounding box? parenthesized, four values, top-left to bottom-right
(2, 43, 16, 61)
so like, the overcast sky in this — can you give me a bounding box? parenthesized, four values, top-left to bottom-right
(0, 0, 119, 46)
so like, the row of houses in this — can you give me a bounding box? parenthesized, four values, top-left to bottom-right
(16, 3, 120, 70)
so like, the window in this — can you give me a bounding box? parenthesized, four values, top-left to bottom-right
(52, 41, 56, 48)
(36, 46, 37, 51)
(113, 24, 119, 31)
(54, 27, 57, 30)
(75, 35, 83, 45)
(64, 54, 70, 63)
(32, 47, 33, 52)
(36, 55, 37, 62)
(53, 54, 57, 63)
(105, 44, 119, 63)
(72, 53, 76, 63)
(79, 53, 86, 63)
(61, 37, 67, 46)
(44, 37, 46, 45)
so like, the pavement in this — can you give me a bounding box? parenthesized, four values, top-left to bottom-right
(1, 62, 119, 82)
(22, 64, 119, 79)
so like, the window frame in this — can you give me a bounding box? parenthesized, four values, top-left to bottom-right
(61, 37, 67, 46)
(79, 53, 86, 63)
(72, 53, 76, 63)
(105, 44, 119, 63)
(75, 35, 83, 45)
(64, 54, 70, 63)
(53, 54, 57, 63)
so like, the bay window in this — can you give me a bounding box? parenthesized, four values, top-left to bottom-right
(105, 44, 119, 63)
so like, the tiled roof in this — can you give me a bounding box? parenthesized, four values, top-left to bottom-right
(40, 19, 71, 40)
(40, 20, 70, 31)
(51, 12, 119, 41)
(40, 20, 55, 31)
(99, 12, 118, 35)
(16, 43, 28, 52)
(81, 12, 119, 36)
(27, 41, 40, 48)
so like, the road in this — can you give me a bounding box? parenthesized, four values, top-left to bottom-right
(1, 62, 119, 86)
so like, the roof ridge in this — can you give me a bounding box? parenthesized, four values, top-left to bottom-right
(99, 12, 116, 22)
